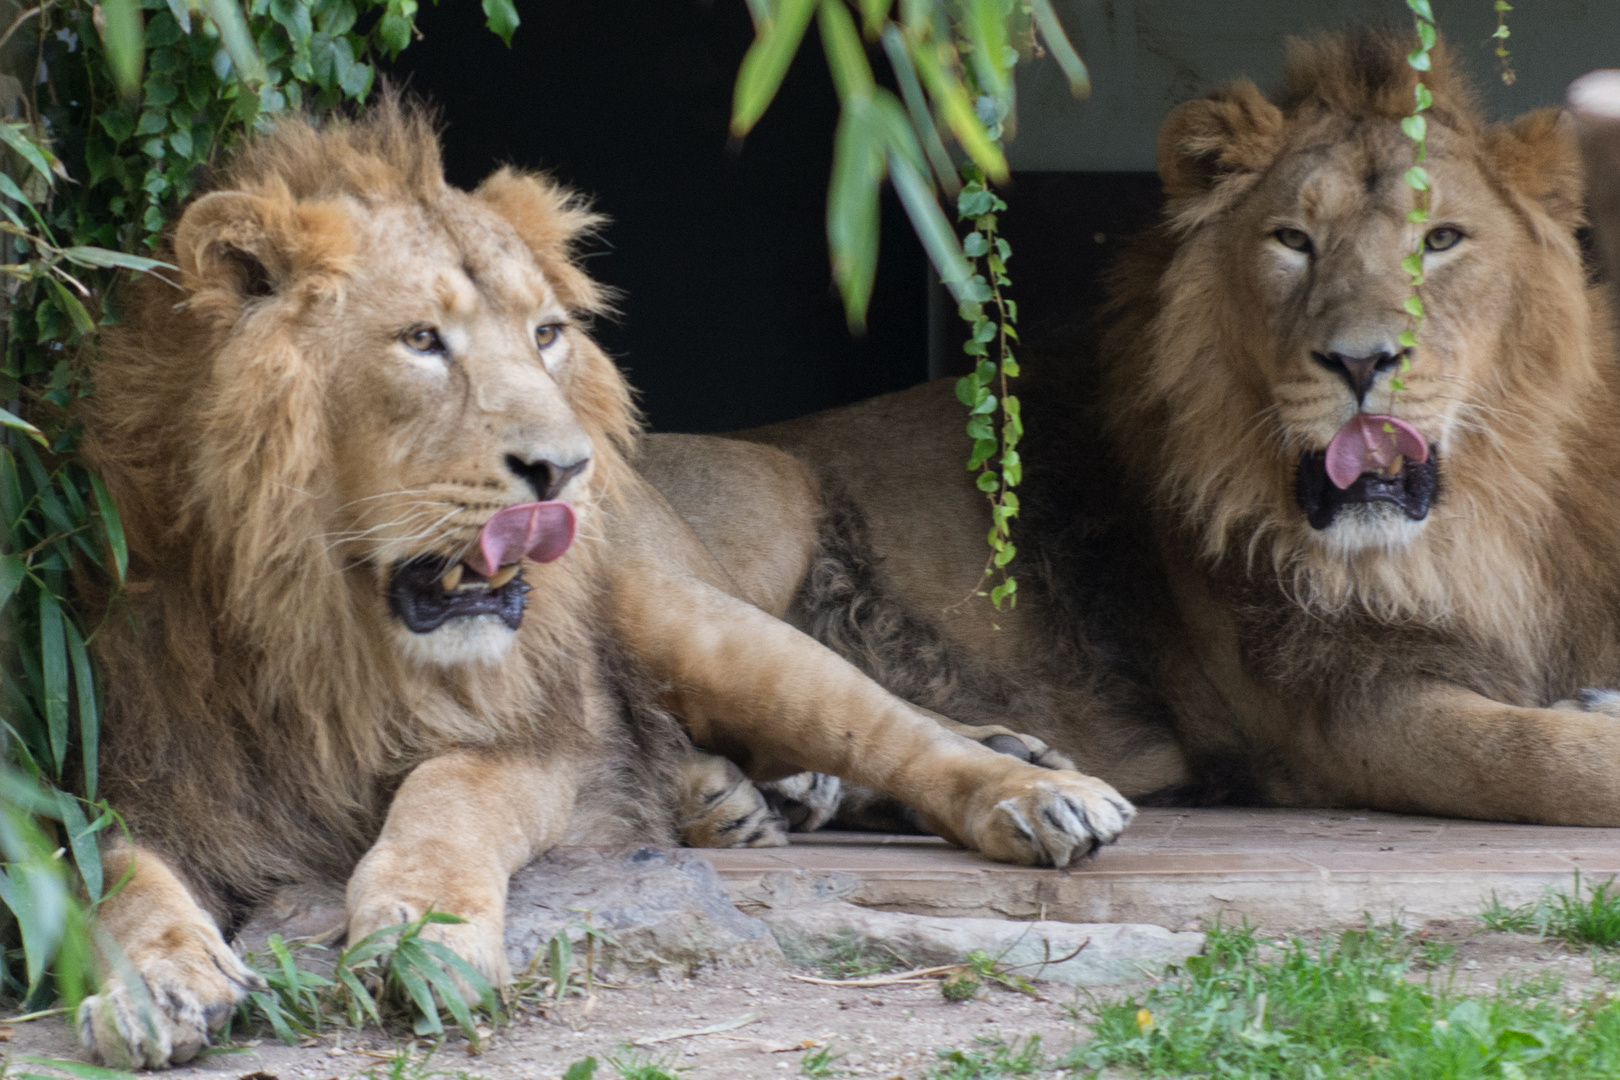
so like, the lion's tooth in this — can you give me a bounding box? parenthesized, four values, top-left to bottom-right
(440, 564, 464, 591)
(487, 564, 520, 589)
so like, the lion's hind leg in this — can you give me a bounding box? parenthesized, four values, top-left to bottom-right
(78, 842, 265, 1069)
(675, 750, 789, 848)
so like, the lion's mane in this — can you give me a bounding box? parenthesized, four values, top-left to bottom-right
(81, 100, 679, 916)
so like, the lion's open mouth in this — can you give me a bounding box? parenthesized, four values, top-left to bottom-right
(1295, 447, 1440, 530)
(388, 556, 531, 633)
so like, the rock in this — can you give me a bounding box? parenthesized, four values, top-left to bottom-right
(758, 900, 1204, 985)
(504, 847, 784, 977)
(232, 847, 785, 979)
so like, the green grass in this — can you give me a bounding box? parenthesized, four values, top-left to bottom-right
(800, 1042, 844, 1078)
(1480, 873, 1620, 948)
(815, 929, 907, 979)
(1063, 921, 1620, 1079)
(604, 1048, 684, 1080)
(927, 1036, 1047, 1078)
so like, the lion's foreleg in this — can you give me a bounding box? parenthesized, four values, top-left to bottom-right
(78, 840, 266, 1069)
(345, 752, 577, 997)
(1318, 680, 1620, 823)
(613, 568, 1134, 866)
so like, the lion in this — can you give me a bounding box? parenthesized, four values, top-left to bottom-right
(641, 29, 1620, 829)
(73, 99, 1132, 1068)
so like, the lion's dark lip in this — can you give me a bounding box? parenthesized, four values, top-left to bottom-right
(387, 555, 530, 633)
(1295, 446, 1441, 530)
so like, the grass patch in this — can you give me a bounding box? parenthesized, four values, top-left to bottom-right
(927, 1035, 1046, 1078)
(800, 1042, 844, 1078)
(1480, 873, 1620, 948)
(814, 929, 906, 979)
(1066, 921, 1620, 1078)
(604, 1048, 685, 1080)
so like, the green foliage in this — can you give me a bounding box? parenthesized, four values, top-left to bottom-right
(605, 1048, 685, 1080)
(799, 1042, 844, 1078)
(240, 911, 504, 1047)
(1480, 874, 1620, 948)
(561, 1059, 599, 1080)
(0, 0, 513, 1004)
(815, 927, 905, 979)
(1494, 1, 1515, 85)
(1070, 920, 1620, 1079)
(950, 167, 1019, 613)
(729, 0, 1085, 328)
(927, 1035, 1044, 1079)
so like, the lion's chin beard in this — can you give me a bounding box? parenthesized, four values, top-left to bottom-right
(392, 615, 519, 667)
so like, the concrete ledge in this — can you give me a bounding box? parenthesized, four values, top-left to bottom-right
(703, 808, 1620, 930)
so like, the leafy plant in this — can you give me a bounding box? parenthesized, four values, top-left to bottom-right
(814, 927, 905, 979)
(799, 1042, 844, 1078)
(0, 0, 517, 1004)
(604, 1048, 685, 1080)
(240, 910, 503, 1046)
(927, 1035, 1045, 1080)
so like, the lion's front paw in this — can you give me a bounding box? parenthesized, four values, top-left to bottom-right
(346, 849, 509, 1001)
(758, 771, 843, 832)
(78, 932, 264, 1068)
(966, 768, 1135, 868)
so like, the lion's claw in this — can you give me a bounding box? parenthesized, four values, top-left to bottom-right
(977, 771, 1135, 868)
(78, 936, 264, 1068)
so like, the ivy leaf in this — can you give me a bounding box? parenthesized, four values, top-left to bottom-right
(481, 0, 520, 47)
(1403, 165, 1429, 192)
(962, 231, 988, 257)
(1400, 115, 1425, 142)
(1404, 294, 1425, 318)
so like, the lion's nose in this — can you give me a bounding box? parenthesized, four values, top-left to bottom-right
(1312, 348, 1405, 404)
(504, 455, 590, 501)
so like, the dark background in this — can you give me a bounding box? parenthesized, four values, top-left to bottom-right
(390, 2, 1163, 434)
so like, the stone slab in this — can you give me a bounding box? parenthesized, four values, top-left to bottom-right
(758, 900, 1205, 985)
(703, 808, 1620, 931)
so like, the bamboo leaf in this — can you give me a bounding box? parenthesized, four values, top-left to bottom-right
(38, 589, 70, 774)
(202, 0, 268, 86)
(64, 614, 101, 807)
(818, 0, 874, 101)
(731, 0, 817, 135)
(826, 99, 885, 328)
(1028, 0, 1088, 97)
(889, 151, 972, 295)
(908, 39, 1007, 180)
(880, 25, 958, 195)
(59, 247, 178, 276)
(55, 787, 103, 902)
(101, 0, 147, 98)
(958, 0, 1010, 100)
(480, 0, 520, 47)
(88, 472, 128, 585)
(0, 406, 47, 446)
(0, 124, 57, 187)
(0, 554, 25, 613)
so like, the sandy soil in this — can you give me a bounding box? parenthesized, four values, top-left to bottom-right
(3, 922, 1614, 1080)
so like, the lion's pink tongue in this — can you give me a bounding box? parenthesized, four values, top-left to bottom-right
(1324, 414, 1429, 490)
(466, 501, 576, 577)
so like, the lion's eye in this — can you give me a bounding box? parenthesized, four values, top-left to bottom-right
(1425, 227, 1464, 252)
(535, 323, 564, 350)
(403, 327, 443, 354)
(1274, 227, 1314, 254)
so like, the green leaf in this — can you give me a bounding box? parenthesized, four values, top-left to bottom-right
(47, 279, 97, 339)
(955, 376, 977, 407)
(0, 124, 57, 187)
(1403, 165, 1429, 192)
(64, 619, 101, 809)
(204, 0, 268, 84)
(879, 26, 958, 194)
(481, 0, 519, 47)
(826, 99, 885, 327)
(889, 151, 972, 297)
(86, 472, 129, 585)
(102, 0, 149, 97)
(1028, 0, 1088, 97)
(1400, 115, 1426, 142)
(731, 0, 817, 135)
(16, 1059, 138, 1080)
(1406, 0, 1434, 21)
(1404, 294, 1425, 318)
(958, 0, 1010, 100)
(962, 231, 988, 257)
(38, 589, 69, 775)
(55, 787, 102, 901)
(1398, 329, 1419, 349)
(0, 406, 47, 446)
(1414, 83, 1434, 111)
(562, 1059, 598, 1080)
(976, 471, 1000, 493)
(908, 37, 1006, 181)
(60, 247, 178, 277)
(817, 0, 873, 101)
(165, 0, 193, 33)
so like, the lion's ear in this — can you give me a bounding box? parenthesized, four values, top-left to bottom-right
(1483, 108, 1585, 233)
(174, 188, 353, 303)
(1156, 80, 1285, 200)
(474, 169, 611, 315)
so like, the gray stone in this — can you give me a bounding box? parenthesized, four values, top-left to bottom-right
(758, 900, 1205, 985)
(504, 846, 785, 977)
(232, 847, 785, 979)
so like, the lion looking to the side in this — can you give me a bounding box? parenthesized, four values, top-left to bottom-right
(76, 97, 1134, 1069)
(641, 28, 1620, 829)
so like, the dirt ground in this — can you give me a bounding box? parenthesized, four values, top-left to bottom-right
(3, 920, 1614, 1080)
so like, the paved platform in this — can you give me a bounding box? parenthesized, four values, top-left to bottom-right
(703, 808, 1620, 931)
